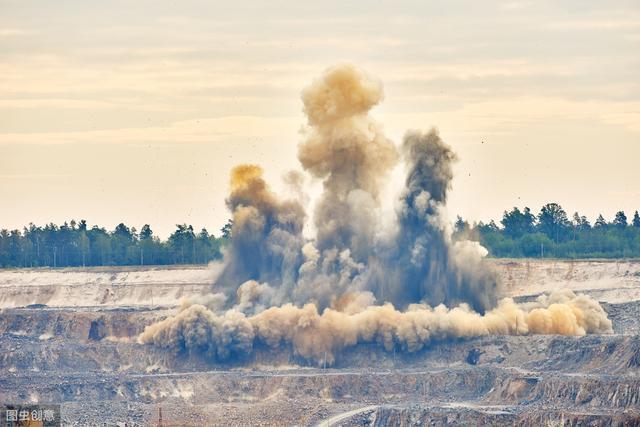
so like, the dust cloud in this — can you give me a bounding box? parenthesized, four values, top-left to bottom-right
(140, 64, 612, 364)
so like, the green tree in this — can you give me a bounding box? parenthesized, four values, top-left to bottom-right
(169, 224, 196, 264)
(537, 203, 570, 243)
(221, 220, 234, 240)
(24, 223, 42, 266)
(613, 211, 628, 228)
(112, 223, 134, 265)
(0, 229, 9, 267)
(454, 216, 466, 232)
(501, 207, 535, 238)
(139, 224, 154, 265)
(478, 220, 499, 233)
(594, 214, 607, 228)
(519, 232, 553, 258)
(89, 226, 111, 265)
(8, 230, 22, 266)
(195, 228, 212, 264)
(633, 211, 640, 228)
(79, 231, 90, 267)
(572, 212, 590, 230)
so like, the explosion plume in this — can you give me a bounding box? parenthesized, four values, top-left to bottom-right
(140, 289, 612, 365)
(140, 64, 612, 365)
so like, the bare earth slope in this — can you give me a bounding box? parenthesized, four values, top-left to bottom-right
(0, 260, 639, 426)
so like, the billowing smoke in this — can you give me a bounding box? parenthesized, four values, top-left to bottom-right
(140, 64, 612, 364)
(382, 129, 498, 312)
(140, 289, 612, 365)
(140, 305, 253, 361)
(213, 164, 306, 305)
(298, 64, 398, 261)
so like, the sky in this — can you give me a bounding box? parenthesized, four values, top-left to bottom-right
(1, 0, 639, 238)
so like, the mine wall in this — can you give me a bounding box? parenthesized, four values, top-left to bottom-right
(1, 259, 639, 309)
(1, 310, 639, 375)
(371, 405, 640, 427)
(1, 261, 639, 426)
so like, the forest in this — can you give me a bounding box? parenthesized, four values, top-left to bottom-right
(1, 203, 640, 268)
(457, 204, 640, 259)
(0, 220, 229, 268)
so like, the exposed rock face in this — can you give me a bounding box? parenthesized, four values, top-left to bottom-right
(2, 260, 639, 308)
(0, 262, 638, 426)
(87, 318, 106, 341)
(372, 406, 639, 427)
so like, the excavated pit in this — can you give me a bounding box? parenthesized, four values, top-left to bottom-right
(0, 260, 639, 426)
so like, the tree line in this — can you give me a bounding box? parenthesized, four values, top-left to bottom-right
(0, 220, 231, 268)
(2, 204, 640, 268)
(455, 204, 640, 259)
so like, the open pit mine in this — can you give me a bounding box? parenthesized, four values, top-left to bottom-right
(0, 261, 639, 426)
(1, 65, 639, 426)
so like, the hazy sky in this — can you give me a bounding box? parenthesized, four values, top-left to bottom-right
(1, 0, 639, 237)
